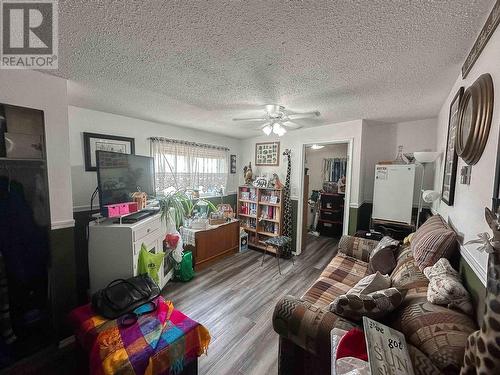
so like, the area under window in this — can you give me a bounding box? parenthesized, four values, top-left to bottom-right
(150, 137, 229, 197)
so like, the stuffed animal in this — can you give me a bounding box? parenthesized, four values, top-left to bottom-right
(243, 162, 253, 185)
(270, 173, 284, 189)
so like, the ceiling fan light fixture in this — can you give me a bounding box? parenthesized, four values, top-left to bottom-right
(311, 144, 324, 150)
(262, 124, 272, 135)
(272, 122, 286, 136)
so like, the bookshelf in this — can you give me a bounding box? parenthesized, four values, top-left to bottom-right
(237, 185, 284, 253)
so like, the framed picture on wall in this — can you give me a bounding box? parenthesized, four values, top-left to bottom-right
(255, 141, 280, 166)
(230, 154, 236, 173)
(441, 87, 463, 206)
(493, 129, 500, 213)
(83, 132, 135, 171)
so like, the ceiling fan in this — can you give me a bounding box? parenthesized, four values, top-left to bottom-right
(232, 104, 320, 136)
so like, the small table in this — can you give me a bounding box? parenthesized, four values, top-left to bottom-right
(261, 236, 293, 275)
(69, 297, 210, 375)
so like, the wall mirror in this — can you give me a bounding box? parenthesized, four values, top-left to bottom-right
(456, 73, 494, 165)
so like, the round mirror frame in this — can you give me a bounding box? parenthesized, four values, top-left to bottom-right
(456, 73, 494, 165)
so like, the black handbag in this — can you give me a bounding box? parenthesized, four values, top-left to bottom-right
(91, 274, 160, 319)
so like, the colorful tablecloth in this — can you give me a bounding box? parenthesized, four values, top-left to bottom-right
(69, 297, 210, 375)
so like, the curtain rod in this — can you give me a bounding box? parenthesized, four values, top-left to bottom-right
(149, 137, 229, 151)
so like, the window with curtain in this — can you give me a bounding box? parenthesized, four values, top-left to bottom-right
(150, 137, 229, 197)
(323, 157, 347, 182)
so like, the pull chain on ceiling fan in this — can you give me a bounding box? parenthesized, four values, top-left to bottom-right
(232, 104, 320, 136)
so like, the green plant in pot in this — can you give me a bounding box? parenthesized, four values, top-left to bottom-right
(157, 190, 217, 229)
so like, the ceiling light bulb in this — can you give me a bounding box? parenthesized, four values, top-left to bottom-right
(262, 125, 272, 135)
(272, 122, 282, 134)
(311, 144, 324, 150)
(276, 126, 286, 137)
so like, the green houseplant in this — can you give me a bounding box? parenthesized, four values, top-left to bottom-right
(157, 190, 217, 229)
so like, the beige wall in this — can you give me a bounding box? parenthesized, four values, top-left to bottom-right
(68, 106, 243, 211)
(432, 25, 500, 285)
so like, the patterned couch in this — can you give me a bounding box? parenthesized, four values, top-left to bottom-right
(273, 228, 477, 374)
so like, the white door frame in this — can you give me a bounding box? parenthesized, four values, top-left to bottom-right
(296, 138, 353, 255)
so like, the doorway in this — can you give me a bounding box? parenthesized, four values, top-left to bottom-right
(298, 141, 352, 252)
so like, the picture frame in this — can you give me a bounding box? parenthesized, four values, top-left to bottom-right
(255, 141, 280, 166)
(493, 128, 500, 213)
(83, 132, 135, 171)
(230, 154, 236, 174)
(456, 74, 494, 166)
(441, 87, 463, 206)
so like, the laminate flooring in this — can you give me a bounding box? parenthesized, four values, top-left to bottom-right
(162, 234, 339, 375)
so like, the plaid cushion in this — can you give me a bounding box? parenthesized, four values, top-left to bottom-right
(338, 235, 379, 262)
(303, 253, 370, 308)
(273, 295, 357, 359)
(411, 215, 458, 271)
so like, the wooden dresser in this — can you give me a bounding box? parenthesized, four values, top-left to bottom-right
(186, 220, 240, 271)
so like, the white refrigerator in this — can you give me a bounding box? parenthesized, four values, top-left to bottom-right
(372, 164, 416, 225)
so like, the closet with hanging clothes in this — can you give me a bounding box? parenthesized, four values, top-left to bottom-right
(0, 104, 53, 368)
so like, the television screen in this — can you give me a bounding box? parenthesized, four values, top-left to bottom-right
(96, 151, 155, 210)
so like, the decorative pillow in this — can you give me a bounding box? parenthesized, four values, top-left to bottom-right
(390, 247, 429, 290)
(423, 258, 473, 315)
(338, 235, 379, 262)
(410, 215, 457, 271)
(403, 232, 414, 246)
(348, 271, 391, 295)
(407, 344, 443, 375)
(395, 300, 476, 373)
(329, 288, 404, 321)
(368, 236, 399, 274)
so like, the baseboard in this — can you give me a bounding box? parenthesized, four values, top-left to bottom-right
(460, 245, 487, 286)
(51, 219, 75, 230)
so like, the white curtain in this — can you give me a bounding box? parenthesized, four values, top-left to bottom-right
(150, 138, 229, 196)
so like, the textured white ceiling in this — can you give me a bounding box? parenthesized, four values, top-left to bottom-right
(53, 0, 495, 138)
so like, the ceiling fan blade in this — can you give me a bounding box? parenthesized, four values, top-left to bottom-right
(283, 121, 303, 129)
(232, 117, 268, 122)
(287, 111, 320, 120)
(259, 122, 272, 129)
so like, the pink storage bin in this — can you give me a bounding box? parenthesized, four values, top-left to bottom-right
(119, 203, 130, 215)
(105, 204, 121, 218)
(127, 202, 139, 213)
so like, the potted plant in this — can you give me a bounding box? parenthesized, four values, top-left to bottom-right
(157, 190, 217, 229)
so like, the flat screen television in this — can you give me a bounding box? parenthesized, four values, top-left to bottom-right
(96, 151, 155, 213)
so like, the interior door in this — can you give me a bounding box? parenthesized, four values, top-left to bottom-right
(302, 174, 309, 251)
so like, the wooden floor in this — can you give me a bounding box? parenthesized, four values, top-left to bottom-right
(162, 234, 339, 375)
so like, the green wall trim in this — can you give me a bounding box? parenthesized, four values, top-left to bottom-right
(49, 226, 77, 339)
(459, 257, 486, 326)
(205, 193, 237, 208)
(348, 207, 358, 235)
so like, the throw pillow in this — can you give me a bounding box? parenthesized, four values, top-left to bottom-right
(368, 236, 399, 274)
(338, 235, 379, 262)
(423, 258, 473, 315)
(329, 288, 404, 321)
(411, 215, 457, 271)
(348, 271, 391, 295)
(403, 232, 414, 246)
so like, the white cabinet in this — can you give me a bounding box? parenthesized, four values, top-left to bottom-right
(88, 214, 172, 294)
